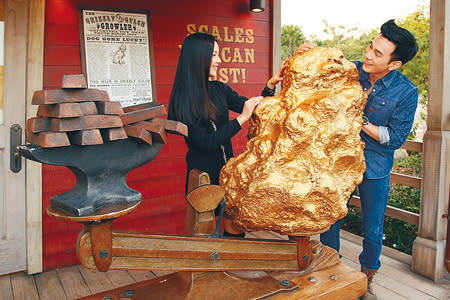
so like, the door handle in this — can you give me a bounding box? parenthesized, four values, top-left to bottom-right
(10, 124, 22, 173)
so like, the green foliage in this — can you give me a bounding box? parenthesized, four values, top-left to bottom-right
(319, 20, 377, 61)
(281, 25, 306, 60)
(342, 152, 422, 254)
(393, 151, 422, 177)
(383, 217, 417, 255)
(280, 1, 430, 107)
(396, 1, 430, 105)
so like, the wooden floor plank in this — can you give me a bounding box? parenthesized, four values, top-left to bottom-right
(341, 257, 360, 270)
(373, 269, 438, 300)
(34, 270, 68, 300)
(127, 270, 156, 282)
(370, 282, 410, 300)
(128, 270, 156, 282)
(106, 270, 136, 287)
(378, 260, 448, 299)
(151, 270, 176, 277)
(340, 232, 449, 300)
(0, 274, 13, 300)
(10, 272, 39, 300)
(34, 270, 67, 300)
(56, 265, 91, 299)
(77, 265, 115, 294)
(339, 237, 361, 263)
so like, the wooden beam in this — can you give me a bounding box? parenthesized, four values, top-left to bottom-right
(78, 232, 299, 271)
(349, 196, 419, 226)
(390, 172, 422, 189)
(401, 140, 423, 152)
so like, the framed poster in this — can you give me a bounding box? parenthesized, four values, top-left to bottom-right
(79, 8, 157, 107)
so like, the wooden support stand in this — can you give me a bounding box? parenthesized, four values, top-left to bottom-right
(77, 264, 366, 300)
(42, 161, 366, 299)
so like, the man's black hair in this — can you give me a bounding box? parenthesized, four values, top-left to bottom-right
(380, 19, 418, 64)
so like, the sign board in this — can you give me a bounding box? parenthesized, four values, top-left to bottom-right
(79, 8, 157, 107)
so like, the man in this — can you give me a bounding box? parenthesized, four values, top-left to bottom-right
(317, 20, 418, 300)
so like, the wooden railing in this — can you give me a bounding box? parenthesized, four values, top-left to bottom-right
(348, 140, 423, 226)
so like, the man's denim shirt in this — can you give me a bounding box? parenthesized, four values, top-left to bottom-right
(354, 61, 418, 179)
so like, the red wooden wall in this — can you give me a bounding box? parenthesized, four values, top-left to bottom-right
(42, 0, 273, 270)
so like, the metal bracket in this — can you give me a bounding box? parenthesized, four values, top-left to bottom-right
(10, 124, 22, 173)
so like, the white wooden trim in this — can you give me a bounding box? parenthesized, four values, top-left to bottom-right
(272, 0, 281, 92)
(25, 0, 44, 274)
(411, 0, 450, 281)
(0, 0, 28, 275)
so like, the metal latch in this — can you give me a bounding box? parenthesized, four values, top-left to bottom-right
(10, 124, 22, 173)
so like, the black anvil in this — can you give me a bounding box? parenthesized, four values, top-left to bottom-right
(18, 139, 163, 216)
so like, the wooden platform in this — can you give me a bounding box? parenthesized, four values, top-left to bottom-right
(0, 231, 448, 299)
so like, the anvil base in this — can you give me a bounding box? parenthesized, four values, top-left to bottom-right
(17, 139, 163, 216)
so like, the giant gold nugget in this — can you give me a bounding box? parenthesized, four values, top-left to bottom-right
(219, 47, 367, 234)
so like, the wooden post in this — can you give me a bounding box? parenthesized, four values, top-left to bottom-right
(411, 0, 450, 281)
(26, 0, 45, 275)
(289, 236, 312, 270)
(272, 0, 281, 92)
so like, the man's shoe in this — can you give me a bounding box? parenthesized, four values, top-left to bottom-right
(360, 267, 378, 300)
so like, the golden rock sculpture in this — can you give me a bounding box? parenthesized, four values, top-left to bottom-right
(219, 47, 367, 234)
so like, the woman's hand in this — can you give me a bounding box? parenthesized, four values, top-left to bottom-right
(237, 96, 263, 125)
(295, 42, 317, 55)
(267, 58, 290, 89)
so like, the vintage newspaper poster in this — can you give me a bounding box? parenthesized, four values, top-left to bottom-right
(82, 10, 153, 107)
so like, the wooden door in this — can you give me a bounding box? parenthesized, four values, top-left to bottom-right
(0, 0, 28, 275)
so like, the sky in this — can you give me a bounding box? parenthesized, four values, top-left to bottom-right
(282, 0, 426, 39)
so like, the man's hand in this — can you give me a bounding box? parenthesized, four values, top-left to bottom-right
(295, 42, 317, 55)
(267, 58, 290, 89)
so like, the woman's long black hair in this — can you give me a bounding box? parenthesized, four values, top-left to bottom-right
(168, 32, 218, 126)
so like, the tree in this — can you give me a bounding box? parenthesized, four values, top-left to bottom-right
(280, 1, 429, 108)
(396, 2, 430, 105)
(281, 25, 306, 60)
(319, 20, 377, 61)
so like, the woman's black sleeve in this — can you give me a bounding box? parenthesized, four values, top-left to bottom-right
(187, 119, 241, 153)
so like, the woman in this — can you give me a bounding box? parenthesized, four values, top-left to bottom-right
(168, 32, 284, 235)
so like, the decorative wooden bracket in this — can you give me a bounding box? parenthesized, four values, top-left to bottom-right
(84, 220, 113, 272)
(184, 170, 217, 236)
